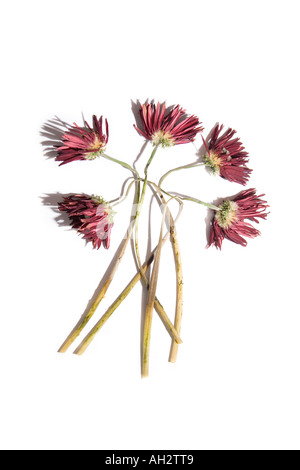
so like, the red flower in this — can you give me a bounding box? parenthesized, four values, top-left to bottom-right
(208, 189, 268, 249)
(134, 102, 203, 147)
(56, 115, 109, 165)
(203, 124, 252, 185)
(58, 194, 114, 249)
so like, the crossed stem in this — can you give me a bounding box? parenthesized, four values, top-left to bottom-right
(74, 212, 183, 355)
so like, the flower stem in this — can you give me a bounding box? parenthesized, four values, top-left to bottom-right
(168, 217, 183, 363)
(141, 198, 173, 377)
(177, 195, 220, 211)
(73, 231, 182, 356)
(102, 153, 138, 176)
(156, 188, 183, 363)
(134, 145, 159, 276)
(158, 162, 204, 187)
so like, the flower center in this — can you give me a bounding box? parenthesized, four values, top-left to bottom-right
(204, 151, 222, 175)
(215, 200, 238, 229)
(86, 136, 105, 159)
(151, 130, 174, 148)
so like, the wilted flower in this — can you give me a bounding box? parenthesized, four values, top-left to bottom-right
(203, 124, 252, 185)
(134, 102, 203, 147)
(56, 115, 109, 165)
(208, 189, 268, 249)
(58, 194, 114, 249)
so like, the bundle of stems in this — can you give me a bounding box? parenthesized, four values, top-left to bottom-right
(58, 145, 219, 378)
(53, 105, 267, 378)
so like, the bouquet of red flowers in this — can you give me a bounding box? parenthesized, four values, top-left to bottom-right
(46, 101, 268, 377)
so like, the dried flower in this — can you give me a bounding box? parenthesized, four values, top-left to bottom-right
(208, 189, 268, 249)
(203, 124, 252, 185)
(58, 194, 114, 249)
(56, 115, 109, 165)
(134, 102, 203, 147)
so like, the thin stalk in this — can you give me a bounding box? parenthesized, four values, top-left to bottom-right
(102, 153, 137, 176)
(73, 229, 182, 356)
(160, 191, 183, 363)
(158, 162, 204, 187)
(134, 145, 159, 280)
(178, 195, 220, 211)
(148, 182, 220, 212)
(167, 214, 183, 363)
(109, 179, 136, 207)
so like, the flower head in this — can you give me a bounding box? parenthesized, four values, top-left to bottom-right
(203, 124, 252, 185)
(58, 194, 114, 249)
(134, 102, 203, 147)
(208, 189, 268, 249)
(56, 115, 109, 165)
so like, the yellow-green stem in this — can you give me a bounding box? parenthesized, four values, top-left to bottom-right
(134, 145, 159, 280)
(102, 153, 137, 177)
(155, 186, 184, 363)
(158, 162, 204, 187)
(168, 217, 183, 363)
(142, 200, 168, 378)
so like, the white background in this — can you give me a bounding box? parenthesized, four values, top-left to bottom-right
(0, 0, 299, 450)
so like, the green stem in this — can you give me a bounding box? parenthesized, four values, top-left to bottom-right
(152, 186, 184, 364)
(158, 162, 204, 187)
(179, 195, 220, 211)
(167, 213, 183, 364)
(137, 146, 159, 214)
(102, 153, 138, 176)
(134, 145, 159, 276)
(148, 179, 219, 212)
